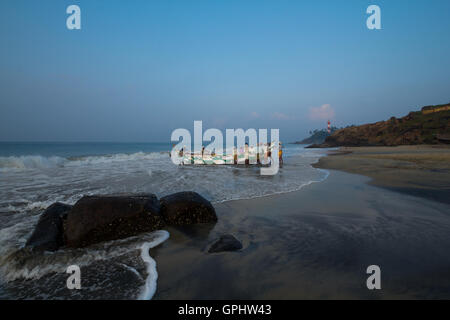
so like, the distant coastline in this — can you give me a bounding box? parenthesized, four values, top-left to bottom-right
(303, 103, 450, 148)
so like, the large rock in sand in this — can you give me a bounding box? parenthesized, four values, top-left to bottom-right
(65, 194, 164, 248)
(26, 202, 72, 252)
(160, 191, 217, 225)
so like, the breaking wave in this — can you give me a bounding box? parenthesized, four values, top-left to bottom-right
(0, 152, 167, 171)
(0, 230, 170, 284)
(0, 156, 67, 171)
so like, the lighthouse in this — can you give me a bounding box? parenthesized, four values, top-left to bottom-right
(327, 120, 331, 134)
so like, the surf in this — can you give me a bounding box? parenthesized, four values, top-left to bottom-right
(138, 230, 170, 300)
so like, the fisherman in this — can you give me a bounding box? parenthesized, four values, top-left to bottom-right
(244, 143, 249, 165)
(278, 142, 283, 167)
(177, 147, 184, 165)
(257, 143, 261, 164)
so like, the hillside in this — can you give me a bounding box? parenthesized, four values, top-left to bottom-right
(308, 103, 450, 148)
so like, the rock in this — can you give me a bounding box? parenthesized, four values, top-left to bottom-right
(208, 234, 242, 253)
(65, 194, 164, 248)
(26, 202, 72, 252)
(160, 191, 217, 226)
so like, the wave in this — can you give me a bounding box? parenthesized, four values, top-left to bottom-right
(68, 152, 166, 165)
(0, 231, 169, 284)
(211, 169, 330, 204)
(0, 155, 67, 171)
(138, 230, 170, 300)
(0, 152, 167, 171)
(0, 146, 317, 171)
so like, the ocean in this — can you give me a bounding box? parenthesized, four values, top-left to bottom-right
(0, 142, 328, 299)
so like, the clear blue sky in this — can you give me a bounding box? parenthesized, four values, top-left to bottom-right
(1, 0, 449, 142)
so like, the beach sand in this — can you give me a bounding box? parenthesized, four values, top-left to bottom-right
(152, 146, 450, 299)
(314, 145, 450, 204)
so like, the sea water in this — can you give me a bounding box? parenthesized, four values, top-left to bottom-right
(0, 142, 328, 299)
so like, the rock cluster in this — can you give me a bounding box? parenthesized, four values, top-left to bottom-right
(26, 192, 217, 251)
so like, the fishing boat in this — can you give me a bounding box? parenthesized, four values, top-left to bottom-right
(177, 144, 280, 166)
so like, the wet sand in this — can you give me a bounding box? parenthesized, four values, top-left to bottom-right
(314, 145, 450, 204)
(152, 163, 450, 299)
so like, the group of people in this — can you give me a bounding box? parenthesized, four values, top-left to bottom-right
(237, 142, 283, 166)
(171, 142, 283, 166)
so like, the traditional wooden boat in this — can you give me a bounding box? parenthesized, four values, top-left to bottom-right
(178, 145, 276, 165)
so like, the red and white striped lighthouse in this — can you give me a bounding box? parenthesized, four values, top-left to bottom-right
(327, 120, 331, 134)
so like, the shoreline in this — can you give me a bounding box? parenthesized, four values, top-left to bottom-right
(152, 151, 450, 299)
(210, 170, 330, 206)
(313, 145, 450, 204)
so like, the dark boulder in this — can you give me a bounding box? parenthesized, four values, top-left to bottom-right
(208, 234, 242, 253)
(65, 194, 164, 248)
(160, 191, 217, 226)
(26, 202, 72, 252)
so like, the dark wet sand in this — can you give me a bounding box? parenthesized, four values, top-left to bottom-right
(152, 167, 450, 299)
(314, 145, 450, 204)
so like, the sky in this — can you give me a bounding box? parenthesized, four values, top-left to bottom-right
(0, 0, 449, 142)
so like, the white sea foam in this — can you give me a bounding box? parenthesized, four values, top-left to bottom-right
(138, 230, 170, 300)
(68, 152, 166, 166)
(0, 152, 167, 172)
(0, 231, 169, 284)
(0, 147, 329, 216)
(0, 155, 67, 171)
